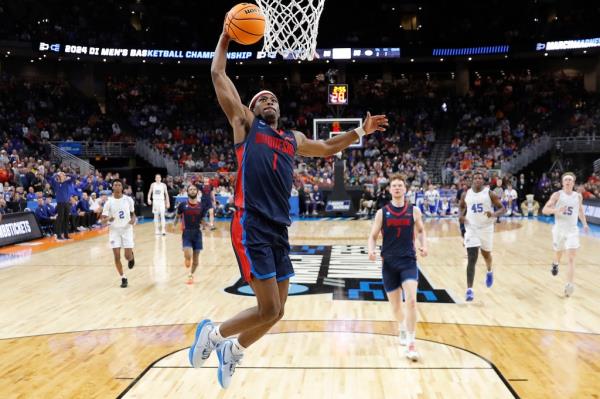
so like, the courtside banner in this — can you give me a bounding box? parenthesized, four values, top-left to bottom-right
(583, 199, 600, 225)
(0, 212, 43, 247)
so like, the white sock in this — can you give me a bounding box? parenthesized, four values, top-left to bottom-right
(231, 338, 245, 356)
(209, 325, 225, 344)
(407, 331, 416, 344)
(400, 320, 407, 332)
(121, 274, 126, 279)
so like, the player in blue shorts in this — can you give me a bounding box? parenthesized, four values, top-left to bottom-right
(174, 184, 207, 285)
(200, 176, 217, 230)
(188, 23, 389, 389)
(368, 174, 428, 362)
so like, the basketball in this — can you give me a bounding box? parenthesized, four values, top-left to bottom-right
(225, 3, 265, 45)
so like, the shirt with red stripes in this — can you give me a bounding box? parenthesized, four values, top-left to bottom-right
(381, 202, 416, 260)
(234, 117, 297, 226)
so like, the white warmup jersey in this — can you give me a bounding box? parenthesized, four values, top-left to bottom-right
(151, 182, 168, 213)
(464, 187, 495, 250)
(552, 190, 581, 251)
(102, 195, 135, 248)
(407, 190, 417, 205)
(424, 189, 440, 206)
(505, 188, 518, 201)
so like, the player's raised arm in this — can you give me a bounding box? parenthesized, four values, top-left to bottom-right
(295, 112, 388, 157)
(211, 28, 254, 143)
(368, 209, 384, 261)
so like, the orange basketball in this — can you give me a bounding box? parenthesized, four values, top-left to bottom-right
(225, 3, 265, 45)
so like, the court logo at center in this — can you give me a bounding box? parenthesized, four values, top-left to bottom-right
(225, 245, 455, 303)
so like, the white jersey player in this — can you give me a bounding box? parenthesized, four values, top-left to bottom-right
(406, 186, 417, 206)
(423, 184, 440, 216)
(502, 183, 519, 216)
(147, 174, 170, 235)
(101, 180, 136, 288)
(459, 172, 506, 302)
(542, 172, 589, 297)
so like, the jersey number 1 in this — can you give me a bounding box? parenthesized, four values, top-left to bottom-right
(272, 153, 279, 170)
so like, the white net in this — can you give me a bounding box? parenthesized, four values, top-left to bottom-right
(256, 0, 325, 61)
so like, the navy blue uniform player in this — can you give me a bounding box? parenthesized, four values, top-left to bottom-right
(368, 175, 427, 362)
(174, 185, 207, 284)
(188, 22, 389, 390)
(200, 176, 217, 230)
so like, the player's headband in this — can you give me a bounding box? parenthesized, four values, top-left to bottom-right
(249, 90, 277, 111)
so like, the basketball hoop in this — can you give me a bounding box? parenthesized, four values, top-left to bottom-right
(255, 0, 325, 61)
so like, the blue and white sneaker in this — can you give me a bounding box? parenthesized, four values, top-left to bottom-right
(216, 340, 244, 389)
(466, 288, 474, 302)
(189, 319, 216, 368)
(486, 271, 494, 288)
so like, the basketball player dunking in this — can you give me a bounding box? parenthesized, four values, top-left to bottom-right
(174, 184, 207, 285)
(188, 26, 388, 389)
(542, 172, 589, 297)
(101, 180, 136, 288)
(368, 175, 427, 361)
(459, 171, 506, 301)
(147, 174, 169, 236)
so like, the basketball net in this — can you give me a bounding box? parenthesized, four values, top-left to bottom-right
(256, 0, 325, 61)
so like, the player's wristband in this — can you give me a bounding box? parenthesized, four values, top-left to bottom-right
(355, 126, 366, 138)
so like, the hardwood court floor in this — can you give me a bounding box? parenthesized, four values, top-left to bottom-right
(0, 218, 599, 398)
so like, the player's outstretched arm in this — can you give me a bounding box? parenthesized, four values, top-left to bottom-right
(295, 112, 388, 157)
(542, 192, 561, 215)
(368, 209, 383, 261)
(211, 29, 254, 143)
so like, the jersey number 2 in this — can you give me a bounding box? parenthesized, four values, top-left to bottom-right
(118, 210, 125, 219)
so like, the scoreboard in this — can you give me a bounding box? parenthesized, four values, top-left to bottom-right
(328, 84, 348, 105)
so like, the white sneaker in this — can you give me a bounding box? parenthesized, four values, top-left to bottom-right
(217, 340, 243, 389)
(564, 283, 575, 297)
(399, 330, 407, 346)
(188, 319, 217, 368)
(406, 342, 419, 362)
